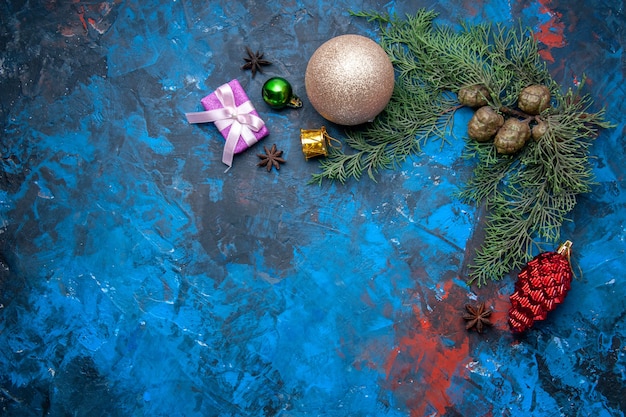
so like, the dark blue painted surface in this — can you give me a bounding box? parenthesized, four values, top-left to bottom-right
(0, 1, 624, 416)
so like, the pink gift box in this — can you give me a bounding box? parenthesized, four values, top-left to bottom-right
(186, 79, 269, 167)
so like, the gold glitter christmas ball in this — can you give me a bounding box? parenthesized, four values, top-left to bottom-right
(305, 34, 395, 126)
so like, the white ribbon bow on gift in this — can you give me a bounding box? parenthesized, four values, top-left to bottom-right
(186, 83, 265, 169)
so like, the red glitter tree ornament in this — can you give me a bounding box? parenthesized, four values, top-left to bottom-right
(508, 241, 573, 333)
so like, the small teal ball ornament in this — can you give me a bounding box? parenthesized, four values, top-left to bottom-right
(262, 77, 302, 109)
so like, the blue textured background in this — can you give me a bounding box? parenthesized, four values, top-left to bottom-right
(0, 0, 624, 416)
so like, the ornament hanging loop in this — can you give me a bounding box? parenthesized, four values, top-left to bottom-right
(557, 240, 573, 263)
(286, 95, 303, 109)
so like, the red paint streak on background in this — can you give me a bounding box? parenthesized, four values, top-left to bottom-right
(350, 271, 512, 415)
(380, 280, 474, 416)
(492, 290, 512, 330)
(461, 0, 480, 18)
(388, 333, 469, 416)
(533, 0, 567, 62)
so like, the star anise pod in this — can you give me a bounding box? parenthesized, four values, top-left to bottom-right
(463, 302, 493, 333)
(241, 46, 271, 78)
(257, 144, 285, 172)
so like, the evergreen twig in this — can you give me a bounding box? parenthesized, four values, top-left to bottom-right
(313, 9, 613, 285)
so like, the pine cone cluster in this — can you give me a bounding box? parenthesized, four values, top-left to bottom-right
(461, 84, 552, 155)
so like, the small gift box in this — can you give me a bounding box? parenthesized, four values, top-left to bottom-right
(186, 79, 269, 168)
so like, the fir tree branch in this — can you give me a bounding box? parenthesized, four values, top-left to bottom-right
(317, 9, 615, 284)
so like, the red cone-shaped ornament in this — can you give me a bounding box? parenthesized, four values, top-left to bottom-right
(508, 241, 573, 333)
